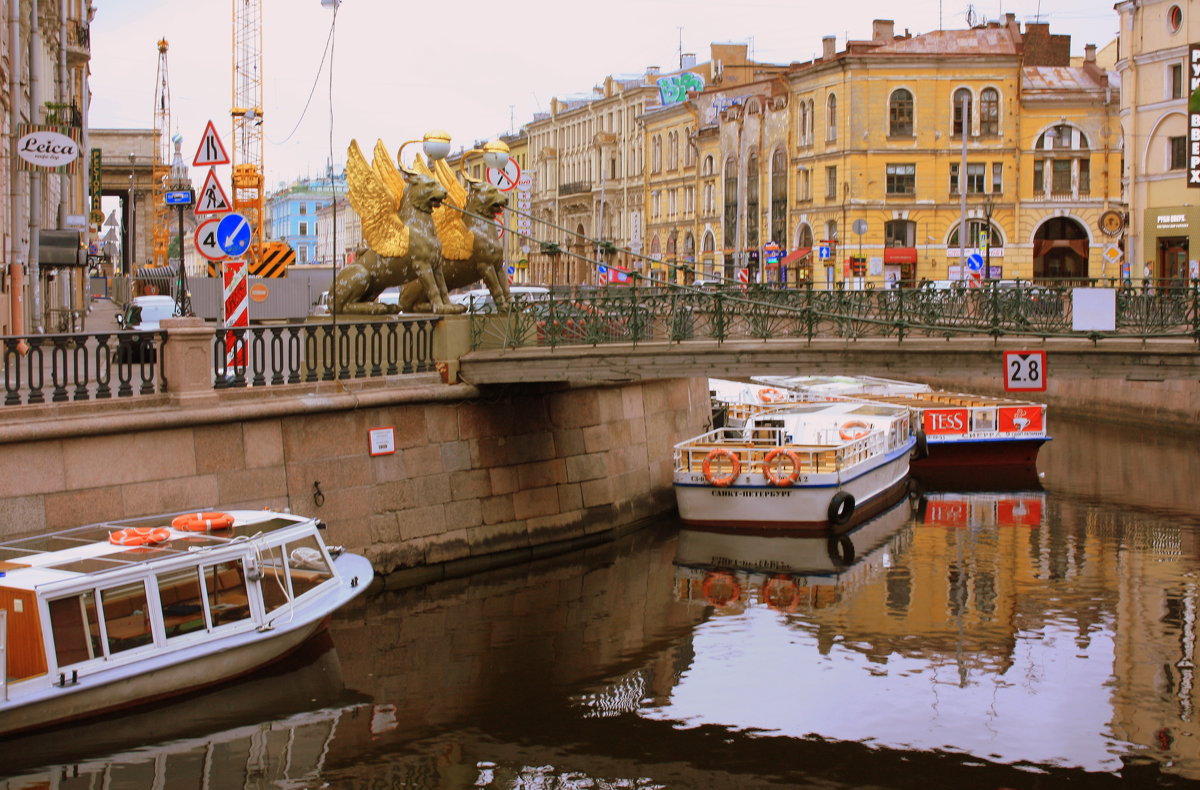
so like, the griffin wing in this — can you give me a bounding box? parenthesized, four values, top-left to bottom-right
(346, 138, 408, 258)
(372, 139, 407, 208)
(418, 157, 473, 261)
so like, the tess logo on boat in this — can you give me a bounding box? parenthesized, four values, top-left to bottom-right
(923, 409, 968, 435)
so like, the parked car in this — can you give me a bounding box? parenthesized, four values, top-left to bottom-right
(312, 291, 331, 316)
(114, 295, 176, 363)
(450, 286, 550, 312)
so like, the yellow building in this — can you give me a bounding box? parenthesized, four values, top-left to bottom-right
(1116, 0, 1197, 283)
(701, 17, 1121, 288)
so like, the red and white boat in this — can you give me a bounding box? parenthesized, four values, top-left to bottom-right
(0, 508, 372, 737)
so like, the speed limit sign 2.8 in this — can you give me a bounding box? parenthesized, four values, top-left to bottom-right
(1003, 350, 1047, 392)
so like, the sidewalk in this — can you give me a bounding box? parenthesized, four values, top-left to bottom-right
(83, 297, 123, 334)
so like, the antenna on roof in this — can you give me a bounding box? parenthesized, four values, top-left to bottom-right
(966, 4, 979, 27)
(678, 26, 684, 69)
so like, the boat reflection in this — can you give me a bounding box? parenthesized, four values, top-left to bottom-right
(0, 632, 371, 788)
(673, 496, 913, 613)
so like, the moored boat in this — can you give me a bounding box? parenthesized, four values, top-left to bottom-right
(0, 508, 373, 737)
(673, 400, 915, 533)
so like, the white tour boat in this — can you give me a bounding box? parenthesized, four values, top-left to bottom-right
(673, 400, 915, 533)
(0, 508, 373, 737)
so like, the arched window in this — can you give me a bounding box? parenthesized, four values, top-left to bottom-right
(808, 99, 816, 141)
(703, 154, 714, 176)
(702, 230, 716, 253)
(953, 88, 972, 137)
(746, 152, 760, 247)
(771, 149, 787, 246)
(798, 102, 809, 145)
(683, 127, 695, 167)
(947, 220, 1001, 249)
(980, 88, 1000, 136)
(723, 158, 738, 246)
(668, 131, 679, 170)
(652, 135, 662, 173)
(889, 89, 913, 137)
(827, 94, 838, 141)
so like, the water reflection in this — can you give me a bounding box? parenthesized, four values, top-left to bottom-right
(7, 418, 1200, 788)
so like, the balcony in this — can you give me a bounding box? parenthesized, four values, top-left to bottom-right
(66, 21, 90, 67)
(559, 181, 592, 196)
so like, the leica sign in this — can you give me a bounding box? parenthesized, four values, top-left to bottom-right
(16, 127, 80, 170)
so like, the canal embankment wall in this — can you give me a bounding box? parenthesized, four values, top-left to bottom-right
(0, 375, 712, 584)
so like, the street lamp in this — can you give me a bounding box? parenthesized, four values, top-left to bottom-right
(167, 134, 194, 316)
(981, 193, 995, 280)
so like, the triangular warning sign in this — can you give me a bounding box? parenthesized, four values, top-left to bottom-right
(195, 167, 231, 215)
(193, 120, 230, 166)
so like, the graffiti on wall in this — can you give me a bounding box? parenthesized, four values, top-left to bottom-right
(658, 72, 706, 105)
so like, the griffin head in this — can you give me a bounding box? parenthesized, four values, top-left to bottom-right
(402, 171, 448, 214)
(467, 181, 509, 217)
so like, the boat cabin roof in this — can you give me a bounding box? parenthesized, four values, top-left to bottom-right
(0, 510, 316, 593)
(746, 399, 908, 430)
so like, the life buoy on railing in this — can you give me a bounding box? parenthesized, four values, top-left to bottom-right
(702, 570, 741, 607)
(171, 511, 235, 532)
(762, 447, 802, 487)
(702, 448, 741, 487)
(839, 420, 871, 441)
(761, 575, 801, 612)
(758, 387, 787, 404)
(109, 526, 171, 547)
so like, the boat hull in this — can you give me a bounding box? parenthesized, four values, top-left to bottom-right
(0, 553, 373, 738)
(674, 443, 913, 534)
(914, 436, 1047, 468)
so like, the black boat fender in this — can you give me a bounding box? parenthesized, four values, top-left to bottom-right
(828, 491, 855, 525)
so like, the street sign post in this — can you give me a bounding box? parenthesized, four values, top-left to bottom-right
(165, 189, 194, 206)
(216, 212, 252, 258)
(966, 252, 985, 272)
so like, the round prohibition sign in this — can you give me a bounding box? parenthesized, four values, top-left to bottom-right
(194, 216, 227, 262)
(487, 158, 521, 192)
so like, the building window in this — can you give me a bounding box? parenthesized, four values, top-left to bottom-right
(298, 221, 309, 235)
(746, 153, 759, 247)
(948, 163, 985, 194)
(952, 88, 972, 137)
(771, 149, 787, 240)
(827, 94, 837, 141)
(884, 219, 916, 247)
(885, 163, 916, 195)
(1172, 63, 1184, 99)
(825, 165, 838, 200)
(992, 162, 1003, 194)
(797, 168, 811, 201)
(798, 102, 809, 145)
(652, 135, 662, 173)
(889, 89, 913, 137)
(723, 158, 738, 244)
(1170, 136, 1187, 170)
(299, 203, 308, 215)
(980, 88, 999, 135)
(704, 182, 715, 214)
(1033, 123, 1091, 197)
(1169, 4, 1183, 32)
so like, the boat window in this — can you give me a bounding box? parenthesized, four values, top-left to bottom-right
(202, 560, 252, 627)
(48, 592, 101, 666)
(157, 567, 209, 638)
(259, 543, 293, 614)
(286, 535, 333, 597)
(100, 581, 153, 654)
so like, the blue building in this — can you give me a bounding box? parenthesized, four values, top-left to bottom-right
(265, 174, 346, 264)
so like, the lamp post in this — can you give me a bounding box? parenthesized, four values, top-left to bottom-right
(981, 193, 994, 280)
(167, 134, 194, 316)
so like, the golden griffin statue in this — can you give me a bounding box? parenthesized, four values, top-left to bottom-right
(336, 139, 464, 315)
(398, 156, 512, 312)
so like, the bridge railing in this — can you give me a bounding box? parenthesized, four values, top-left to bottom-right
(211, 318, 439, 389)
(468, 281, 1200, 349)
(2, 331, 168, 406)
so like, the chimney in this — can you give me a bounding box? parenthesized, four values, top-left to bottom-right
(681, 52, 697, 69)
(646, 65, 660, 77)
(1085, 43, 1096, 63)
(822, 35, 837, 60)
(872, 20, 894, 44)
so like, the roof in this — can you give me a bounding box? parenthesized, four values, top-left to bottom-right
(1022, 65, 1108, 92)
(872, 27, 1020, 56)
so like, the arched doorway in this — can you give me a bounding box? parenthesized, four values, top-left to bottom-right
(1033, 217, 1089, 282)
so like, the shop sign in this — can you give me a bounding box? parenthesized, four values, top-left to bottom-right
(16, 124, 80, 171)
(1191, 43, 1200, 187)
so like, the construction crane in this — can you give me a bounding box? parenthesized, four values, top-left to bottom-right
(151, 38, 171, 268)
(230, 0, 293, 278)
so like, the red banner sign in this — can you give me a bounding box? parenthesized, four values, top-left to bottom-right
(923, 408, 969, 435)
(998, 405, 1044, 433)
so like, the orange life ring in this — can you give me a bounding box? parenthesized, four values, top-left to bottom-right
(702, 448, 741, 486)
(839, 420, 871, 441)
(762, 447, 802, 486)
(761, 575, 802, 613)
(171, 511, 235, 532)
(109, 526, 171, 547)
(702, 571, 741, 607)
(758, 387, 787, 403)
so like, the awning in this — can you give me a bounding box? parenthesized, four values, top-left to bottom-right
(779, 247, 812, 266)
(884, 247, 918, 264)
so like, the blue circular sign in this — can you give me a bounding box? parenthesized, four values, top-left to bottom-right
(216, 213, 252, 257)
(966, 252, 984, 272)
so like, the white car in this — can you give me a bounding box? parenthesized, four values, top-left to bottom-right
(116, 295, 177, 331)
(450, 286, 550, 311)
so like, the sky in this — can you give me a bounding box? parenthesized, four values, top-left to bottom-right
(87, 0, 1120, 189)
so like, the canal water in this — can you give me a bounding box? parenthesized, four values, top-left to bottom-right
(2, 416, 1199, 789)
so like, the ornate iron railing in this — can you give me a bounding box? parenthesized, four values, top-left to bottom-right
(212, 318, 438, 389)
(2, 331, 167, 407)
(469, 281, 1200, 349)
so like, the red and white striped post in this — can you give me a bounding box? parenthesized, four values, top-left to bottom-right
(222, 260, 248, 369)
